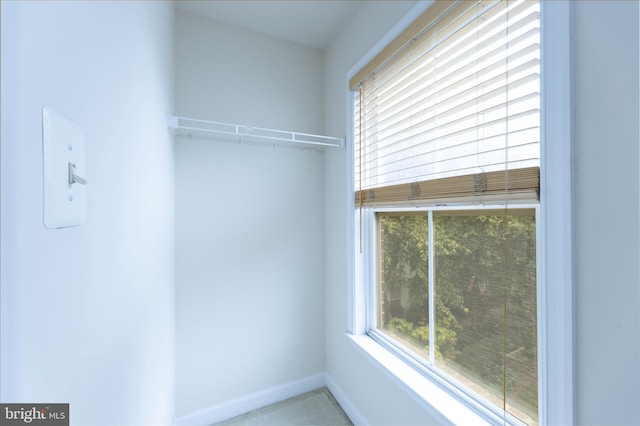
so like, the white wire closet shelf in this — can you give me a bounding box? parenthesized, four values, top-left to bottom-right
(167, 115, 344, 150)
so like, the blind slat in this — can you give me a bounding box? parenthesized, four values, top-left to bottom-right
(359, 0, 538, 98)
(357, 106, 540, 176)
(349, 0, 458, 91)
(354, 0, 540, 199)
(359, 67, 540, 140)
(355, 166, 540, 206)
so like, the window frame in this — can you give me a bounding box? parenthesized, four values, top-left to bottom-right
(346, 1, 574, 425)
(363, 204, 541, 425)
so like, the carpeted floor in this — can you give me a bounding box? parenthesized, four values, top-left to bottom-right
(213, 387, 352, 426)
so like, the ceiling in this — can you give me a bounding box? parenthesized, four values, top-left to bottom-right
(175, 1, 361, 50)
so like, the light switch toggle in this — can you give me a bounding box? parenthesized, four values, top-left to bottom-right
(68, 162, 87, 185)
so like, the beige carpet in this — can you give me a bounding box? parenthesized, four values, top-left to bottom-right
(213, 387, 352, 426)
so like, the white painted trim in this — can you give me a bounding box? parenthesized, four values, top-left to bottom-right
(347, 334, 493, 426)
(174, 373, 326, 426)
(539, 1, 575, 425)
(347, 89, 362, 335)
(326, 373, 370, 426)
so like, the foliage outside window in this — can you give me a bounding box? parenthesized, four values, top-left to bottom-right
(376, 209, 537, 424)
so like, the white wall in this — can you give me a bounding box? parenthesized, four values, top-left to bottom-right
(174, 9, 324, 134)
(324, 0, 640, 425)
(0, 1, 175, 425)
(174, 10, 326, 418)
(323, 2, 448, 425)
(573, 1, 640, 424)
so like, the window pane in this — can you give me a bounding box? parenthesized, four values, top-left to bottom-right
(378, 214, 431, 361)
(376, 210, 538, 424)
(434, 210, 537, 424)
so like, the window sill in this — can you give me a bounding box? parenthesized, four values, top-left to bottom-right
(346, 332, 495, 426)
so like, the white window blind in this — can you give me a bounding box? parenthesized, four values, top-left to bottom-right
(354, 0, 540, 206)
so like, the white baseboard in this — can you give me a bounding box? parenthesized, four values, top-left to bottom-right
(175, 373, 326, 426)
(325, 373, 369, 426)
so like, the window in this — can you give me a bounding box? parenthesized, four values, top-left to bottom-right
(374, 207, 538, 424)
(350, 0, 550, 424)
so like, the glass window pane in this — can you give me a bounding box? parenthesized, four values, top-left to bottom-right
(376, 209, 537, 424)
(378, 214, 431, 361)
(433, 210, 538, 424)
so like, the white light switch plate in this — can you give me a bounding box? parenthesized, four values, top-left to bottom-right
(43, 106, 87, 228)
